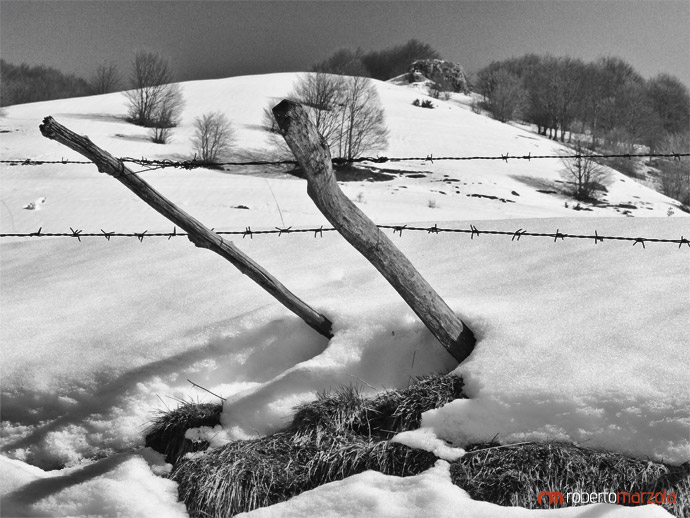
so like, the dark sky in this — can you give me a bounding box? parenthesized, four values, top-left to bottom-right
(1, 0, 689, 88)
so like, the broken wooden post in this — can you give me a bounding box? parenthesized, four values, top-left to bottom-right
(39, 116, 333, 339)
(272, 100, 475, 363)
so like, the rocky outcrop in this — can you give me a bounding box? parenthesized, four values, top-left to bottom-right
(407, 59, 469, 93)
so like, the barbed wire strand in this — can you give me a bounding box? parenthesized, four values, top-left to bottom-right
(1, 225, 687, 249)
(3, 153, 687, 248)
(1, 151, 688, 173)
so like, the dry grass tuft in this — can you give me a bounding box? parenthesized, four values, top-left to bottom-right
(291, 374, 464, 440)
(145, 401, 222, 465)
(451, 441, 690, 517)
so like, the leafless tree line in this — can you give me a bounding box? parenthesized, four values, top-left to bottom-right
(476, 54, 689, 206)
(476, 55, 689, 152)
(0, 60, 90, 107)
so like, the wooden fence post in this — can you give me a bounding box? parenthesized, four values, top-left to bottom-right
(272, 100, 475, 363)
(39, 116, 333, 339)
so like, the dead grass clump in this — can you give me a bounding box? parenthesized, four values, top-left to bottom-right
(171, 374, 462, 517)
(173, 432, 309, 517)
(145, 401, 222, 465)
(450, 441, 689, 517)
(291, 374, 465, 440)
(152, 377, 689, 518)
(305, 434, 437, 484)
(173, 430, 437, 517)
(364, 374, 465, 436)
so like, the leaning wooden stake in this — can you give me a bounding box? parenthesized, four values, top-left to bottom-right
(39, 116, 333, 339)
(272, 100, 475, 363)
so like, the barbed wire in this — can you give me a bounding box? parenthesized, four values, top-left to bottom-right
(1, 224, 687, 249)
(3, 152, 687, 248)
(1, 151, 688, 172)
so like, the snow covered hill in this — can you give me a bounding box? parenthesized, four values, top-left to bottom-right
(0, 72, 685, 238)
(1, 73, 688, 517)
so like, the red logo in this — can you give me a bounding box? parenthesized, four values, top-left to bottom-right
(538, 491, 564, 506)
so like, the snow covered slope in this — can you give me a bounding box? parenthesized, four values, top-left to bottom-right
(0, 73, 684, 238)
(1, 73, 687, 517)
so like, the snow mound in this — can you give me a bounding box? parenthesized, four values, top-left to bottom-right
(0, 449, 187, 518)
(237, 460, 673, 518)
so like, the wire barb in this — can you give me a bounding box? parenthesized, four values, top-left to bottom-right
(512, 228, 525, 241)
(243, 226, 253, 239)
(633, 238, 646, 249)
(470, 224, 480, 239)
(393, 224, 407, 236)
(70, 227, 82, 241)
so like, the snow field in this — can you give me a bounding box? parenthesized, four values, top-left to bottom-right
(1, 72, 688, 516)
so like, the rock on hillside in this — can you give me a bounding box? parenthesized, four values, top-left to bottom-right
(408, 59, 469, 93)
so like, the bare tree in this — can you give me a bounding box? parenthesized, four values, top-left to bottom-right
(192, 112, 235, 163)
(550, 56, 586, 142)
(90, 62, 120, 95)
(476, 65, 525, 123)
(657, 132, 690, 206)
(124, 51, 184, 130)
(647, 74, 690, 136)
(292, 72, 347, 146)
(264, 73, 388, 163)
(615, 81, 660, 151)
(148, 83, 183, 144)
(336, 75, 389, 162)
(560, 140, 610, 201)
(261, 73, 346, 158)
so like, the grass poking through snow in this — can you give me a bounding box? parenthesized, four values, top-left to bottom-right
(170, 375, 462, 517)
(290, 373, 465, 440)
(452, 440, 689, 517)
(147, 376, 689, 517)
(145, 401, 222, 465)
